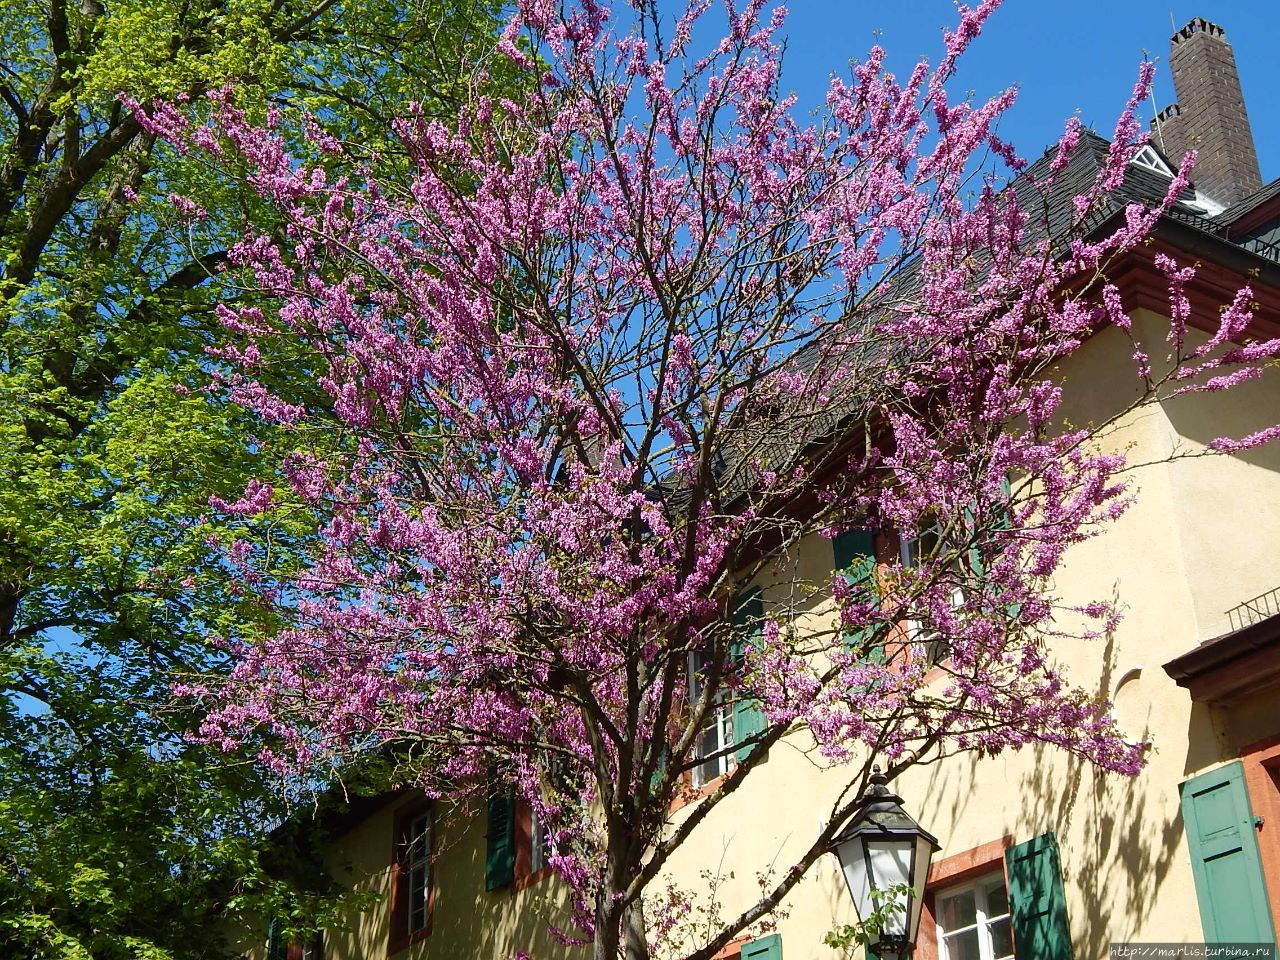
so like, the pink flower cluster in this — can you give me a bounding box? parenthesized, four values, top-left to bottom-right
(139, 0, 1280, 950)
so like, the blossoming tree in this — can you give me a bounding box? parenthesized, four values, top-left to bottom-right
(144, 1, 1280, 957)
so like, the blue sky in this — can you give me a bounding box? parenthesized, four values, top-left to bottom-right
(767, 2, 1280, 183)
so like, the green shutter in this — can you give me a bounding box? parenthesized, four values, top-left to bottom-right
(648, 747, 667, 797)
(732, 590, 766, 763)
(1180, 762, 1276, 943)
(1006, 832, 1073, 960)
(833, 529, 883, 662)
(485, 789, 516, 890)
(972, 481, 1024, 624)
(963, 503, 984, 578)
(266, 917, 287, 960)
(742, 932, 782, 960)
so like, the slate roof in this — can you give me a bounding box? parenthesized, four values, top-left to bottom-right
(1035, 129, 1280, 266)
(1217, 176, 1280, 228)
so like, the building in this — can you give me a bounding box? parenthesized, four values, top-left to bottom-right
(241, 17, 1280, 960)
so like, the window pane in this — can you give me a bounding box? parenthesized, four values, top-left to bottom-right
(697, 722, 720, 762)
(689, 652, 706, 702)
(941, 927, 982, 960)
(531, 809, 554, 873)
(984, 876, 1010, 917)
(408, 863, 428, 933)
(938, 888, 978, 931)
(989, 916, 1014, 959)
(696, 756, 722, 787)
(407, 814, 430, 865)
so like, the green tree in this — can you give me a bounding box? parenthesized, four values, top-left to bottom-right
(0, 0, 517, 956)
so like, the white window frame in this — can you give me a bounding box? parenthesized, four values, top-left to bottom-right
(1130, 144, 1174, 177)
(688, 649, 735, 789)
(405, 810, 432, 936)
(900, 520, 966, 663)
(935, 871, 1014, 960)
(530, 805, 553, 873)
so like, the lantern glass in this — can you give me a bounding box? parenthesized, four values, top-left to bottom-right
(870, 838, 912, 936)
(834, 833, 872, 918)
(835, 836, 913, 938)
(906, 833, 934, 943)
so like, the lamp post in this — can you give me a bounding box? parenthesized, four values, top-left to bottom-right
(827, 767, 940, 960)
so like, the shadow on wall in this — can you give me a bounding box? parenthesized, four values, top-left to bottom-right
(1161, 364, 1280, 475)
(907, 627, 1187, 958)
(1183, 701, 1230, 778)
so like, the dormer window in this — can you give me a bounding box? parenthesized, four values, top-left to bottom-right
(1131, 144, 1174, 177)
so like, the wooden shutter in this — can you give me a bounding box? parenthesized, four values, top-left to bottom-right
(648, 747, 667, 797)
(1005, 832, 1073, 960)
(833, 529, 876, 588)
(266, 918, 287, 960)
(485, 789, 516, 890)
(989, 479, 1022, 624)
(832, 529, 881, 658)
(1180, 761, 1276, 943)
(742, 932, 782, 960)
(731, 590, 766, 763)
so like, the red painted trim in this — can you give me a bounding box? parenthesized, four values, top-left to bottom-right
(387, 795, 434, 956)
(669, 769, 729, 814)
(512, 798, 554, 891)
(915, 836, 1014, 960)
(711, 936, 750, 959)
(1107, 241, 1280, 340)
(513, 797, 532, 884)
(926, 835, 1015, 887)
(1229, 198, 1280, 238)
(1241, 737, 1280, 934)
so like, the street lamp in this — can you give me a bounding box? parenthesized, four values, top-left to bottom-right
(827, 767, 939, 960)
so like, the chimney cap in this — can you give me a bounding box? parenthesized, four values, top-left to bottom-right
(1172, 17, 1226, 44)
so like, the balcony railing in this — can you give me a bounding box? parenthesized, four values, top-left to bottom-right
(1226, 586, 1280, 632)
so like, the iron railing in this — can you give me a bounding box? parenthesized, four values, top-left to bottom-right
(1162, 205, 1280, 265)
(1226, 586, 1280, 632)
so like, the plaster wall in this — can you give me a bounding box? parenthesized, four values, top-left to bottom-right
(261, 794, 578, 960)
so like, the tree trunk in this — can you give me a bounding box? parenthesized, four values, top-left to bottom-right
(623, 899, 650, 960)
(593, 885, 622, 960)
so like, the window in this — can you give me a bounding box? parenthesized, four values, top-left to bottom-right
(900, 520, 966, 663)
(689, 647, 736, 789)
(688, 591, 767, 790)
(266, 920, 323, 960)
(935, 873, 1014, 960)
(404, 811, 431, 935)
(1130, 144, 1173, 176)
(389, 800, 433, 952)
(530, 805, 552, 874)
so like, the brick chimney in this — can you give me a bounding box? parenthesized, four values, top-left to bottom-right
(1152, 17, 1262, 206)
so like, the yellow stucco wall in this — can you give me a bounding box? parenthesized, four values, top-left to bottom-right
(249, 308, 1280, 959)
(246, 793, 581, 960)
